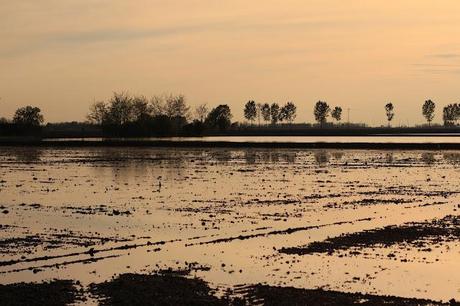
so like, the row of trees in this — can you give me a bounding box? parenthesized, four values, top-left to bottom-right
(313, 101, 343, 126)
(310, 99, 437, 127)
(385, 99, 435, 127)
(82, 96, 460, 128)
(86, 92, 233, 136)
(0, 106, 44, 136)
(241, 100, 344, 127)
(2, 96, 460, 135)
(243, 101, 297, 125)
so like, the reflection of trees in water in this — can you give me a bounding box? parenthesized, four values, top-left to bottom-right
(12, 148, 42, 163)
(243, 150, 296, 164)
(281, 152, 296, 164)
(89, 148, 189, 181)
(208, 150, 232, 163)
(331, 151, 344, 160)
(385, 152, 394, 164)
(421, 152, 436, 165)
(314, 150, 329, 166)
(443, 152, 460, 165)
(244, 150, 257, 164)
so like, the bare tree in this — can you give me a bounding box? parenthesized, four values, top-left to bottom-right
(150, 95, 166, 116)
(107, 92, 134, 125)
(195, 103, 209, 122)
(131, 95, 151, 122)
(164, 94, 190, 119)
(87, 101, 107, 124)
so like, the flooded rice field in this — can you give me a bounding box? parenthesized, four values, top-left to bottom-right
(0, 147, 460, 305)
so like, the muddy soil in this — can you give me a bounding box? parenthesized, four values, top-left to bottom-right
(0, 280, 80, 306)
(281, 214, 460, 256)
(1, 148, 460, 304)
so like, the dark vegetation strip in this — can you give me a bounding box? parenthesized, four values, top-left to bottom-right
(3, 139, 460, 150)
(240, 284, 455, 306)
(1, 270, 457, 305)
(89, 271, 458, 306)
(186, 217, 373, 246)
(281, 215, 460, 255)
(90, 272, 227, 306)
(0, 280, 80, 306)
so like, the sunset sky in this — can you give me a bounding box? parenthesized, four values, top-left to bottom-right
(2, 1, 460, 125)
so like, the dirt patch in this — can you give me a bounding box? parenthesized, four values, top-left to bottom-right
(281, 215, 460, 256)
(0, 280, 80, 306)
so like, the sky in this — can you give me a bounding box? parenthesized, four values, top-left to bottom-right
(2, 1, 460, 125)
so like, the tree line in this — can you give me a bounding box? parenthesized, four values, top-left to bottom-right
(85, 92, 233, 136)
(2, 94, 460, 137)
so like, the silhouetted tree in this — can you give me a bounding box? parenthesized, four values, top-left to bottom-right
(279, 102, 296, 124)
(131, 95, 151, 122)
(443, 103, 460, 126)
(278, 106, 287, 123)
(164, 94, 190, 119)
(195, 103, 208, 122)
(261, 103, 271, 124)
(314, 101, 330, 127)
(244, 100, 257, 124)
(13, 106, 44, 126)
(87, 101, 107, 125)
(86, 92, 192, 136)
(256, 103, 262, 125)
(385, 103, 394, 127)
(331, 106, 342, 123)
(150, 95, 166, 116)
(270, 103, 280, 124)
(205, 104, 232, 130)
(422, 99, 435, 126)
(106, 92, 134, 125)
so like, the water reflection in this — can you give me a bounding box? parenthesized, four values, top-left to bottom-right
(88, 148, 190, 182)
(331, 151, 344, 160)
(421, 153, 436, 166)
(11, 148, 42, 163)
(208, 150, 232, 164)
(244, 150, 257, 164)
(385, 152, 394, 164)
(314, 151, 329, 166)
(243, 150, 297, 164)
(443, 153, 460, 165)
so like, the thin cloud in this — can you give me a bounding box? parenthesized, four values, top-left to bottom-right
(428, 53, 460, 59)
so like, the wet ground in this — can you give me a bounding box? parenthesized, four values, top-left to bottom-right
(0, 147, 459, 305)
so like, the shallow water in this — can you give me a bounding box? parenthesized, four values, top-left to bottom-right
(0, 147, 459, 302)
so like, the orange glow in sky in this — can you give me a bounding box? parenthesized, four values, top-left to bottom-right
(2, 1, 460, 125)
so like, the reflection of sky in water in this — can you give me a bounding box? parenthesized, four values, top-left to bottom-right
(0, 147, 459, 301)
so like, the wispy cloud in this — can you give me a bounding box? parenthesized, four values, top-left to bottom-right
(428, 53, 460, 59)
